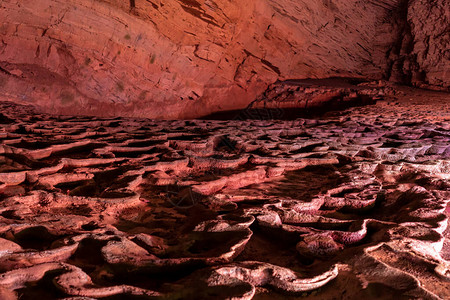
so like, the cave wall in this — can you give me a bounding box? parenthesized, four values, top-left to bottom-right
(385, 0, 450, 88)
(407, 0, 449, 88)
(0, 0, 448, 119)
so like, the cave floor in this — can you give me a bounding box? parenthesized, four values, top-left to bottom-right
(0, 87, 449, 299)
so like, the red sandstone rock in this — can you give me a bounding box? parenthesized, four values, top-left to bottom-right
(0, 89, 448, 298)
(0, 0, 448, 118)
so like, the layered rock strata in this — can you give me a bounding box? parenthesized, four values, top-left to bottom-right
(0, 0, 448, 118)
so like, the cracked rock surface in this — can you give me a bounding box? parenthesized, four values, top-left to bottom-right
(0, 87, 449, 299)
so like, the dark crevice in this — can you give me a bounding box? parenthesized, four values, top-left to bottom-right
(261, 59, 281, 75)
(384, 0, 421, 86)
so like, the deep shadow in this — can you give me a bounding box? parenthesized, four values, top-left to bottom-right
(200, 95, 377, 120)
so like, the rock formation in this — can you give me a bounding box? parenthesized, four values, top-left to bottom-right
(0, 1, 449, 298)
(0, 0, 448, 118)
(0, 88, 449, 298)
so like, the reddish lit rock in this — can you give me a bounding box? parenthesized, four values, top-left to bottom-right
(0, 88, 448, 298)
(0, 0, 448, 118)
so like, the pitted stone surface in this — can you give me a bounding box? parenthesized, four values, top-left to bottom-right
(0, 93, 449, 298)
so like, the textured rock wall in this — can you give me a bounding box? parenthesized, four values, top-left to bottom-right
(0, 0, 448, 118)
(407, 0, 449, 88)
(385, 0, 450, 88)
